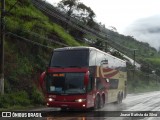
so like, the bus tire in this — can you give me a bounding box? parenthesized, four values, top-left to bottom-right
(94, 95, 100, 110)
(101, 95, 105, 108)
(116, 93, 122, 104)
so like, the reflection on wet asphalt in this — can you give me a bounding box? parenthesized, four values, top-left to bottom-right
(1, 91, 160, 120)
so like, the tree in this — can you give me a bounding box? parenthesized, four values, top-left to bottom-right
(58, 0, 78, 16)
(140, 63, 152, 74)
(108, 26, 117, 32)
(57, 0, 97, 39)
(57, 0, 96, 27)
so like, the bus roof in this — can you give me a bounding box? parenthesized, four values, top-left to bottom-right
(54, 46, 93, 51)
(54, 46, 126, 63)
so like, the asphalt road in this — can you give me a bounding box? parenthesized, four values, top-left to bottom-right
(2, 91, 160, 120)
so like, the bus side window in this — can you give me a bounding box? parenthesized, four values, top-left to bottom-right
(125, 81, 127, 86)
(109, 79, 119, 89)
(89, 50, 96, 66)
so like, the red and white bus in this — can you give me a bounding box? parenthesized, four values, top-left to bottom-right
(39, 47, 127, 110)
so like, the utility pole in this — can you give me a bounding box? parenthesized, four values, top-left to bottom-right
(133, 50, 136, 69)
(132, 49, 137, 91)
(133, 49, 138, 70)
(0, 0, 5, 95)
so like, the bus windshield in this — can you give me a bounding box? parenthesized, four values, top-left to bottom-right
(49, 50, 89, 67)
(46, 73, 86, 94)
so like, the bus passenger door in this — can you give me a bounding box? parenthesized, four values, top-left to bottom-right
(86, 76, 94, 108)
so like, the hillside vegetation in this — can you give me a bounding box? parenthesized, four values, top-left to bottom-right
(0, 0, 160, 109)
(35, 0, 160, 71)
(0, 0, 82, 109)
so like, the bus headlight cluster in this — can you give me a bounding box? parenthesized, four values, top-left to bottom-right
(75, 99, 86, 102)
(48, 98, 54, 102)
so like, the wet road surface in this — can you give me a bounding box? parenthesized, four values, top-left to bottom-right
(1, 91, 160, 120)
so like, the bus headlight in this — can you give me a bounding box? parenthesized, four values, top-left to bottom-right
(48, 98, 54, 102)
(75, 99, 86, 102)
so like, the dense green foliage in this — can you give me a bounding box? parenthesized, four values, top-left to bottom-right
(0, 0, 82, 109)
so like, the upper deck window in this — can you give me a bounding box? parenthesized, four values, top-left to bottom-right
(50, 50, 89, 67)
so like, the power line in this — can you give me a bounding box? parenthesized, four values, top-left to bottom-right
(7, 0, 19, 13)
(4, 0, 136, 60)
(5, 0, 133, 57)
(6, 32, 54, 49)
(23, 31, 68, 47)
(31, 0, 134, 56)
(13, 29, 69, 47)
(4, 1, 145, 59)
(3, 14, 69, 47)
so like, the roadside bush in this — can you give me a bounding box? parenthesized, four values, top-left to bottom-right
(29, 86, 45, 105)
(0, 91, 30, 108)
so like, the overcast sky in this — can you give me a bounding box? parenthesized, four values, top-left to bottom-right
(46, 0, 160, 50)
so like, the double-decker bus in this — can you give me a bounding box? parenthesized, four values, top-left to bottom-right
(39, 47, 127, 110)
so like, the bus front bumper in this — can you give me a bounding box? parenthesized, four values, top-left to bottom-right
(47, 101, 87, 109)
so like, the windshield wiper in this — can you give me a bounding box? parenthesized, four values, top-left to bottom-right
(67, 65, 82, 68)
(52, 65, 62, 68)
(52, 65, 84, 68)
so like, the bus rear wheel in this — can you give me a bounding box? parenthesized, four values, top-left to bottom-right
(94, 95, 100, 110)
(101, 95, 105, 108)
(116, 93, 123, 104)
